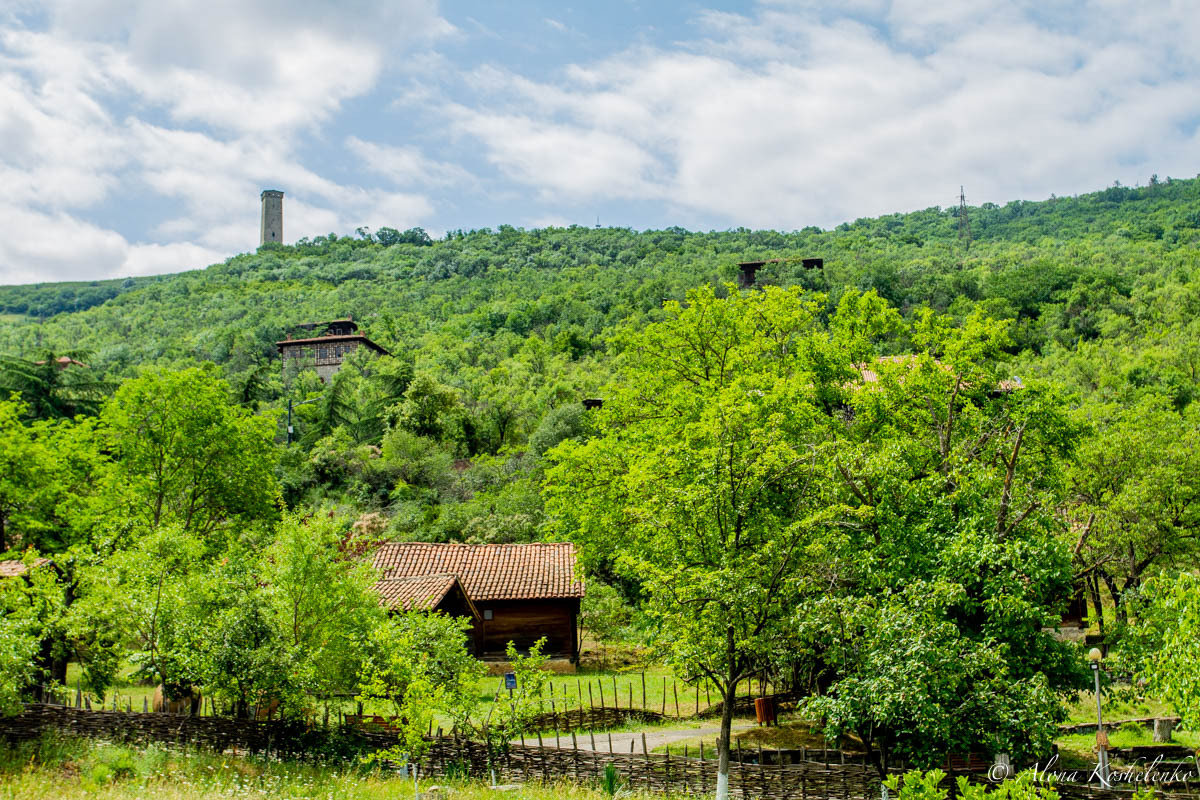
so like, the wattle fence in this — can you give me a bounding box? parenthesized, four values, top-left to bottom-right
(3, 703, 1199, 800)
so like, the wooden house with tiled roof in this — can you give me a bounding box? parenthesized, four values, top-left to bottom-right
(372, 542, 585, 662)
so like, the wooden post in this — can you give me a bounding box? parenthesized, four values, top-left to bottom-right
(627, 681, 632, 711)
(612, 675, 618, 710)
(588, 682, 594, 710)
(641, 732, 648, 757)
(661, 677, 667, 715)
(673, 681, 680, 717)
(572, 731, 579, 782)
(589, 729, 596, 750)
(598, 678, 605, 710)
(641, 671, 647, 710)
(608, 732, 613, 754)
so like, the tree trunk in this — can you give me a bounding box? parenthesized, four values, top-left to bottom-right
(716, 678, 737, 800)
(1098, 570, 1126, 627)
(1088, 573, 1106, 639)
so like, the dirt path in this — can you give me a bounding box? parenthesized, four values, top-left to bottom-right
(528, 722, 758, 753)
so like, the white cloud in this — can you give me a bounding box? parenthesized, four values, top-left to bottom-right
(346, 136, 474, 189)
(0, 0, 451, 283)
(445, 1, 1200, 228)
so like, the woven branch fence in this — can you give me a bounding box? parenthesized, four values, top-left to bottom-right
(4, 704, 1199, 800)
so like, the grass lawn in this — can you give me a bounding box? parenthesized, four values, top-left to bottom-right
(1062, 690, 1178, 726)
(652, 717, 862, 756)
(0, 735, 693, 800)
(60, 659, 757, 731)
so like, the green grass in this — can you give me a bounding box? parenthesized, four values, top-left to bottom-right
(0, 735, 693, 800)
(1062, 690, 1178, 727)
(59, 658, 759, 730)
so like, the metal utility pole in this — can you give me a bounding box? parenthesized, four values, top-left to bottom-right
(1089, 647, 1110, 788)
(958, 186, 972, 245)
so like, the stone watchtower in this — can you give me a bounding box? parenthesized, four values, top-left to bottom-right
(260, 189, 283, 245)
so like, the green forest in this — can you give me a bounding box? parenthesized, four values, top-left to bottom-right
(2, 176, 1199, 783)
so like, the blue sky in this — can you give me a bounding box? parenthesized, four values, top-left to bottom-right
(1, 0, 1198, 284)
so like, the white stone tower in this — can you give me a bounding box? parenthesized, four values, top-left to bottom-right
(260, 189, 283, 245)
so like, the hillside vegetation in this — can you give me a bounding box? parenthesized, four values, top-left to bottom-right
(1, 177, 1199, 771)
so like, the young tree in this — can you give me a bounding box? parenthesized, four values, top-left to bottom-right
(1121, 572, 1200, 728)
(258, 512, 384, 710)
(358, 609, 484, 789)
(0, 556, 64, 715)
(98, 366, 280, 541)
(546, 285, 849, 799)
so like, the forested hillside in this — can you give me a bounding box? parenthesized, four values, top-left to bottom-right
(3, 177, 1199, 544)
(0, 178, 1194, 572)
(3, 175, 1200, 765)
(4, 177, 1199, 408)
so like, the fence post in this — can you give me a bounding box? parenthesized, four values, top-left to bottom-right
(661, 677, 666, 715)
(572, 731, 579, 782)
(700, 741, 707, 794)
(673, 682, 680, 717)
(588, 682, 594, 711)
(641, 671, 647, 710)
(598, 678, 605, 711)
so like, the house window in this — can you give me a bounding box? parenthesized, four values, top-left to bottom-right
(483, 610, 493, 620)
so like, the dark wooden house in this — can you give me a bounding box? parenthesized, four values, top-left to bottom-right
(372, 543, 585, 662)
(276, 317, 389, 382)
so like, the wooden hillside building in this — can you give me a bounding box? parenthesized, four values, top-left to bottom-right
(372, 543, 584, 663)
(276, 317, 388, 382)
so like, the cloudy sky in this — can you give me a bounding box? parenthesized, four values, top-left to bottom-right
(2, 1, 1198, 285)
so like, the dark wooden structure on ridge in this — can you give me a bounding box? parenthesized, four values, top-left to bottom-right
(737, 257, 824, 288)
(276, 317, 388, 382)
(372, 542, 585, 662)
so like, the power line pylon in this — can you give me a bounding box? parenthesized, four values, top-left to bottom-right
(958, 185, 972, 245)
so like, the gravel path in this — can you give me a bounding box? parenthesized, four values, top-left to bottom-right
(528, 722, 758, 753)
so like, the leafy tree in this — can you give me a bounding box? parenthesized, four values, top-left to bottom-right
(68, 526, 208, 698)
(0, 351, 112, 420)
(546, 284, 846, 799)
(1120, 572, 1200, 728)
(0, 556, 64, 715)
(1069, 398, 1200, 629)
(358, 609, 484, 784)
(258, 511, 384, 709)
(805, 310, 1084, 771)
(0, 399, 62, 553)
(397, 372, 461, 442)
(99, 366, 280, 540)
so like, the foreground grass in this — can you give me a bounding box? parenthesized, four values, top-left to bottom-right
(0, 736, 691, 800)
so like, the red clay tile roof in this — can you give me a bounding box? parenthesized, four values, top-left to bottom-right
(373, 543, 584, 601)
(375, 573, 461, 612)
(0, 558, 51, 578)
